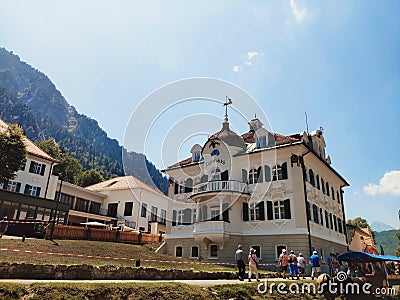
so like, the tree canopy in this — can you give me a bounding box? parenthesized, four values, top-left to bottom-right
(0, 124, 27, 184)
(36, 139, 82, 184)
(346, 217, 369, 228)
(76, 169, 104, 187)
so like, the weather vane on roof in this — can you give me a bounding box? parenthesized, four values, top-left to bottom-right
(223, 96, 233, 119)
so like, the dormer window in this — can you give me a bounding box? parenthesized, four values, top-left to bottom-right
(191, 144, 202, 162)
(255, 127, 268, 149)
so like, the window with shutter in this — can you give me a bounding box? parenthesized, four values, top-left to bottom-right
(319, 208, 323, 226)
(242, 202, 249, 221)
(281, 162, 288, 180)
(172, 210, 177, 226)
(40, 164, 46, 176)
(183, 208, 192, 224)
(24, 184, 30, 194)
(242, 169, 248, 183)
(36, 187, 41, 197)
(266, 201, 273, 220)
(222, 203, 229, 222)
(257, 201, 265, 220)
(306, 201, 311, 221)
(174, 182, 179, 194)
(309, 169, 315, 186)
(264, 165, 271, 182)
(283, 199, 291, 219)
(257, 166, 263, 183)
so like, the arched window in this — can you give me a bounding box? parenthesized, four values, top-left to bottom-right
(264, 165, 271, 182)
(191, 246, 199, 258)
(321, 178, 325, 194)
(326, 182, 330, 196)
(210, 245, 218, 258)
(309, 169, 315, 186)
(316, 175, 320, 190)
(332, 188, 335, 200)
(312, 204, 319, 224)
(272, 163, 288, 181)
(248, 168, 258, 184)
(184, 178, 193, 193)
(175, 246, 183, 258)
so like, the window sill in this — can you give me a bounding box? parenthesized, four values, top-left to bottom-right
(207, 257, 219, 260)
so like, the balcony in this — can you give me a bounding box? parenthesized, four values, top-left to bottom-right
(193, 220, 230, 249)
(192, 180, 248, 196)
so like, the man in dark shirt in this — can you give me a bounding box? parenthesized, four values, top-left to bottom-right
(235, 245, 245, 281)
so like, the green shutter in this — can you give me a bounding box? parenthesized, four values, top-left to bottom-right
(172, 210, 177, 226)
(264, 165, 271, 182)
(242, 202, 249, 221)
(282, 162, 288, 180)
(29, 161, 35, 173)
(222, 203, 229, 222)
(266, 201, 273, 220)
(242, 169, 247, 183)
(36, 187, 41, 197)
(257, 201, 265, 220)
(16, 182, 21, 193)
(284, 199, 291, 219)
(257, 167, 263, 183)
(24, 184, 30, 194)
(40, 164, 46, 176)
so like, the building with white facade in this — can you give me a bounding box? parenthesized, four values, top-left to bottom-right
(162, 114, 349, 265)
(86, 176, 170, 234)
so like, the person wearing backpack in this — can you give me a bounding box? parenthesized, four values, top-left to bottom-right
(288, 250, 299, 280)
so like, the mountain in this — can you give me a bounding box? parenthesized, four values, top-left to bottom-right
(374, 230, 399, 256)
(371, 221, 396, 232)
(0, 47, 168, 194)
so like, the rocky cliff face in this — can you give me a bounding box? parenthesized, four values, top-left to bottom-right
(0, 47, 168, 193)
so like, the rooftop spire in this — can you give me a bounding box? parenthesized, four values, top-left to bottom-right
(223, 96, 233, 121)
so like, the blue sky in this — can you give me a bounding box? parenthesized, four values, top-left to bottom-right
(1, 1, 399, 228)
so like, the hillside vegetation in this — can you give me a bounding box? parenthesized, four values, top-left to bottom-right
(0, 47, 168, 193)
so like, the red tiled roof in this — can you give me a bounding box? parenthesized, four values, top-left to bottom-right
(167, 131, 301, 169)
(241, 131, 300, 145)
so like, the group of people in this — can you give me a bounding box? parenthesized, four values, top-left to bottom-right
(327, 252, 342, 276)
(277, 249, 310, 279)
(235, 245, 260, 282)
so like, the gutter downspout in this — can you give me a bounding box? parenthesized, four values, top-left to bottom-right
(300, 150, 312, 256)
(339, 186, 350, 252)
(44, 162, 54, 199)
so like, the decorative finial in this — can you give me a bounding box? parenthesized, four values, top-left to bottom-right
(223, 96, 233, 120)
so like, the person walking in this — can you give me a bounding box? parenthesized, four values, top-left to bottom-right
(309, 250, 321, 280)
(327, 252, 333, 276)
(278, 249, 289, 279)
(248, 248, 260, 282)
(297, 253, 306, 279)
(235, 245, 246, 281)
(288, 250, 299, 280)
(0, 216, 9, 238)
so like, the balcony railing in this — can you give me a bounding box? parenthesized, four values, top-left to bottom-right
(192, 180, 247, 195)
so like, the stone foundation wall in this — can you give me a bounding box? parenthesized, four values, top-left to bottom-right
(0, 262, 238, 280)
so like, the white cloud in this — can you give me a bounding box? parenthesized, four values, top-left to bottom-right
(232, 65, 241, 72)
(290, 0, 306, 23)
(245, 61, 252, 66)
(363, 170, 400, 196)
(247, 51, 259, 61)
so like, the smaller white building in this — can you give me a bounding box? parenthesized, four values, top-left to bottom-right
(86, 176, 170, 234)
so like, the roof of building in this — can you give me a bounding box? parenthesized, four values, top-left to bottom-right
(207, 119, 247, 150)
(85, 175, 165, 198)
(0, 118, 59, 163)
(166, 129, 302, 169)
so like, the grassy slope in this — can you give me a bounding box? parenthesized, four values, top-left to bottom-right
(0, 238, 233, 271)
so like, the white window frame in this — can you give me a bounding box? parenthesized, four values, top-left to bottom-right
(249, 203, 260, 221)
(160, 209, 166, 224)
(272, 165, 282, 181)
(248, 168, 258, 184)
(177, 209, 184, 225)
(273, 200, 285, 220)
(257, 136, 267, 148)
(192, 208, 197, 223)
(7, 181, 19, 192)
(210, 206, 220, 220)
(28, 185, 39, 196)
(211, 168, 221, 181)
